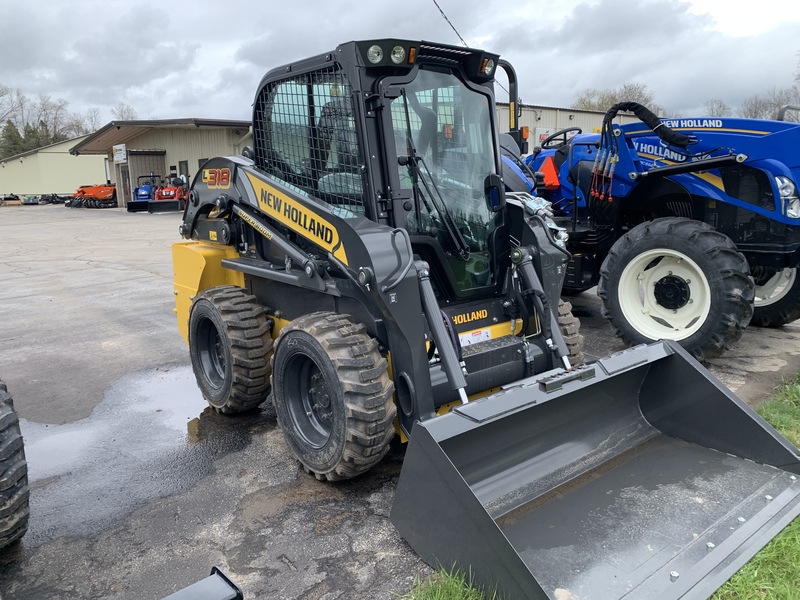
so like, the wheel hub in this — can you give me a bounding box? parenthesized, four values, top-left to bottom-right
(308, 373, 332, 423)
(653, 275, 691, 310)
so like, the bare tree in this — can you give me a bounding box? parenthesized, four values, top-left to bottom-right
(573, 82, 664, 115)
(62, 112, 89, 138)
(111, 102, 138, 121)
(0, 85, 14, 124)
(84, 107, 103, 131)
(703, 98, 732, 117)
(739, 86, 800, 121)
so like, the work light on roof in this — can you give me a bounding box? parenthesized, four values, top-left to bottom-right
(390, 45, 406, 64)
(367, 45, 384, 64)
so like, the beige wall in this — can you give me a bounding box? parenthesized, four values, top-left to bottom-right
(0, 138, 107, 196)
(496, 105, 640, 151)
(126, 127, 250, 181)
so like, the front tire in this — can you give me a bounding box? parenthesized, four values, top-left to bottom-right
(598, 217, 753, 361)
(272, 312, 395, 481)
(0, 380, 30, 549)
(188, 286, 273, 413)
(751, 267, 800, 327)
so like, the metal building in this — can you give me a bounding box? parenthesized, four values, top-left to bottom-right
(0, 136, 107, 197)
(70, 119, 251, 208)
(496, 103, 640, 150)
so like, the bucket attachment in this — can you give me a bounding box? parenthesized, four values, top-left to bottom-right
(391, 341, 800, 600)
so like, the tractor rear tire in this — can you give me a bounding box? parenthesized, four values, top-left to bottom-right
(272, 312, 395, 481)
(598, 217, 753, 361)
(0, 380, 30, 550)
(558, 300, 584, 367)
(751, 267, 800, 327)
(189, 286, 273, 413)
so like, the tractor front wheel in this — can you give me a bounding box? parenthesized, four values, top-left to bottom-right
(751, 267, 800, 327)
(598, 217, 753, 361)
(272, 312, 395, 481)
(188, 286, 273, 413)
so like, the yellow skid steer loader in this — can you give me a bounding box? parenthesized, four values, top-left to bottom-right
(172, 39, 800, 599)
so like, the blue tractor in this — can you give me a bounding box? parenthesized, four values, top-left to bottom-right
(128, 173, 163, 212)
(503, 102, 800, 360)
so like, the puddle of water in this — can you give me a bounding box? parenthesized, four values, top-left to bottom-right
(17, 365, 273, 547)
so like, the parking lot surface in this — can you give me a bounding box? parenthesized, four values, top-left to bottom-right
(1, 204, 800, 598)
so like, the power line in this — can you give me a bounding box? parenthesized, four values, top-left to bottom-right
(430, 0, 510, 97)
(431, 0, 468, 47)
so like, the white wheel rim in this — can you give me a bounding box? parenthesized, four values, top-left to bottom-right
(754, 268, 796, 307)
(617, 248, 712, 341)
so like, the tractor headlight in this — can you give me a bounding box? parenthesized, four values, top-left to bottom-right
(367, 45, 383, 64)
(777, 176, 800, 218)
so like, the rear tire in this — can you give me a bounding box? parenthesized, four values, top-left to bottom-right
(558, 300, 584, 367)
(598, 217, 753, 361)
(188, 286, 273, 413)
(272, 312, 395, 481)
(751, 267, 800, 327)
(0, 380, 30, 550)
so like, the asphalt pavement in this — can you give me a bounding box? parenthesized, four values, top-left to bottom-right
(1, 204, 800, 599)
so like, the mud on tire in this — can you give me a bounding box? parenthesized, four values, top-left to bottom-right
(272, 312, 396, 481)
(598, 217, 754, 361)
(0, 380, 30, 550)
(189, 285, 273, 413)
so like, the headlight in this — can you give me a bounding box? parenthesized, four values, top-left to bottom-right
(367, 45, 383, 64)
(777, 176, 800, 218)
(390, 45, 406, 64)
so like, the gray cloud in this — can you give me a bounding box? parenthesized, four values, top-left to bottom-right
(0, 0, 796, 122)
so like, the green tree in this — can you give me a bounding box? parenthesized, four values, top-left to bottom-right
(0, 120, 25, 158)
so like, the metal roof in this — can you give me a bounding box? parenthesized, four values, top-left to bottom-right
(70, 118, 251, 155)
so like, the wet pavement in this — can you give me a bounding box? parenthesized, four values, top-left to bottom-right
(1, 205, 800, 598)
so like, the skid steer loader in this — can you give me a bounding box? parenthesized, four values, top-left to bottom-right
(172, 39, 800, 599)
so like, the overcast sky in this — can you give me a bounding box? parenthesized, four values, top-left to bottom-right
(1, 0, 797, 124)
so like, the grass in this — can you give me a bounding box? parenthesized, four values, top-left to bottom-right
(398, 375, 800, 600)
(397, 569, 499, 600)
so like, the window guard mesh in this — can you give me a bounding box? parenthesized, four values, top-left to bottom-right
(253, 66, 367, 214)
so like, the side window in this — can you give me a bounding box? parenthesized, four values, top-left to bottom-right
(313, 78, 363, 201)
(268, 80, 311, 183)
(254, 69, 365, 210)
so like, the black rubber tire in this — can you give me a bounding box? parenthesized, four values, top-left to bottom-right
(188, 286, 273, 413)
(751, 267, 800, 327)
(0, 380, 30, 550)
(558, 300, 585, 367)
(272, 312, 395, 481)
(598, 217, 754, 361)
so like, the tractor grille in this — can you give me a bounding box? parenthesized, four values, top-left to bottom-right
(253, 65, 367, 212)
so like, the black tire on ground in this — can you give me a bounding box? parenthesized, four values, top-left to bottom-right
(751, 267, 800, 327)
(188, 286, 273, 413)
(0, 380, 30, 550)
(597, 217, 754, 361)
(272, 312, 396, 481)
(558, 299, 585, 367)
